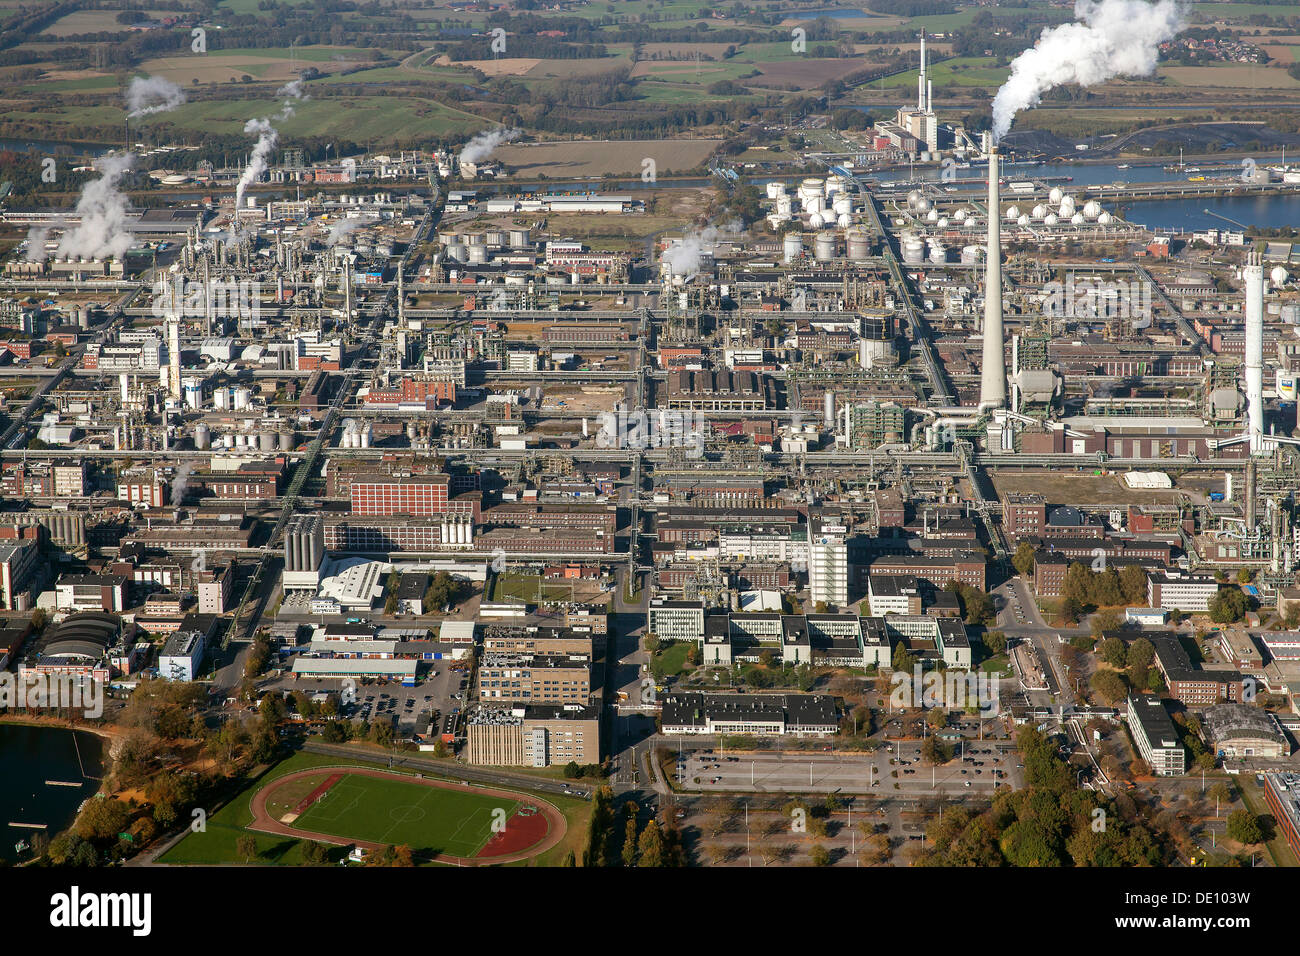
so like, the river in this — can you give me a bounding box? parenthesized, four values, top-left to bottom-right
(0, 723, 106, 863)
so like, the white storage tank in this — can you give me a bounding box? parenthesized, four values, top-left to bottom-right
(783, 233, 804, 263)
(1031, 204, 1047, 219)
(814, 232, 836, 262)
(1005, 205, 1020, 221)
(809, 213, 825, 229)
(902, 237, 925, 264)
(928, 241, 947, 264)
(766, 181, 786, 200)
(233, 387, 251, 411)
(1097, 212, 1113, 225)
(961, 244, 980, 265)
(1049, 186, 1064, 203)
(194, 423, 211, 450)
(1083, 200, 1102, 219)
(846, 229, 871, 261)
(1070, 212, 1085, 225)
(509, 227, 532, 249)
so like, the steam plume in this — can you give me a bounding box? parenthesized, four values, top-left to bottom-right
(990, 0, 1185, 143)
(661, 222, 742, 278)
(458, 128, 519, 165)
(56, 154, 136, 260)
(235, 118, 278, 211)
(125, 75, 186, 118)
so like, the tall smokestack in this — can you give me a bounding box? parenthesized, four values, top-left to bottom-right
(1245, 250, 1265, 454)
(918, 33, 927, 112)
(979, 141, 1007, 411)
(167, 315, 182, 400)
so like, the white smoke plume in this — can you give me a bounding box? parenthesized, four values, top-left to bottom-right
(327, 217, 364, 247)
(458, 127, 520, 165)
(55, 153, 136, 260)
(24, 226, 50, 263)
(170, 462, 194, 505)
(235, 117, 279, 212)
(276, 78, 309, 120)
(125, 74, 186, 118)
(990, 0, 1185, 143)
(661, 221, 743, 278)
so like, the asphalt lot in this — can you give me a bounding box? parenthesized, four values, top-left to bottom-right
(260, 660, 470, 734)
(678, 744, 1020, 795)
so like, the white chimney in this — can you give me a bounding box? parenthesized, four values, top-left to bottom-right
(1245, 251, 1265, 454)
(979, 142, 1007, 411)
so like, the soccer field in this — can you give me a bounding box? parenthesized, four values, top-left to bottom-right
(294, 773, 519, 857)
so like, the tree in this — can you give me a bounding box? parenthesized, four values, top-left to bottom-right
(927, 707, 947, 730)
(809, 843, 832, 866)
(1012, 541, 1036, 577)
(621, 802, 640, 867)
(1226, 809, 1263, 845)
(1090, 669, 1128, 704)
(1126, 638, 1155, 670)
(636, 820, 665, 867)
(236, 834, 258, 862)
(1208, 588, 1249, 624)
(1120, 565, 1148, 605)
(984, 630, 1007, 655)
(1098, 636, 1127, 668)
(75, 797, 131, 842)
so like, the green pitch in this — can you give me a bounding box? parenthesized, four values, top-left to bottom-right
(294, 773, 519, 857)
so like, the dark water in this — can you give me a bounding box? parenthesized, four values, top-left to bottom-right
(1119, 194, 1300, 232)
(0, 724, 106, 863)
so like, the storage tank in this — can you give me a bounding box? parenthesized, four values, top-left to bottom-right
(832, 195, 853, 217)
(1017, 214, 1030, 226)
(954, 208, 967, 222)
(233, 387, 251, 410)
(509, 227, 532, 249)
(846, 229, 871, 261)
(214, 387, 229, 410)
(809, 213, 825, 229)
(766, 182, 786, 200)
(1271, 266, 1289, 288)
(484, 229, 507, 247)
(1097, 212, 1113, 225)
(907, 190, 922, 209)
(928, 241, 947, 264)
(901, 237, 925, 264)
(961, 244, 980, 265)
(782, 232, 803, 263)
(464, 232, 485, 246)
(467, 244, 489, 265)
(799, 178, 824, 206)
(258, 431, 276, 451)
(1044, 213, 1059, 226)
(194, 423, 211, 450)
(814, 233, 836, 262)
(1049, 187, 1064, 203)
(825, 175, 848, 198)
(915, 197, 931, 214)
(1004, 205, 1020, 221)
(446, 243, 468, 262)
(1031, 204, 1047, 219)
(926, 208, 939, 223)
(1083, 200, 1102, 219)
(358, 424, 371, 449)
(279, 431, 294, 451)
(1070, 212, 1085, 225)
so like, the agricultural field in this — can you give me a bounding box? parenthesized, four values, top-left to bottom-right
(1159, 64, 1300, 90)
(138, 46, 388, 86)
(493, 138, 719, 178)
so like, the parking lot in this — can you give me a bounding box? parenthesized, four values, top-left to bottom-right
(262, 660, 472, 735)
(676, 743, 1020, 795)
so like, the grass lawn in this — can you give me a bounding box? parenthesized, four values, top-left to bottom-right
(293, 772, 516, 857)
(492, 572, 573, 603)
(651, 641, 693, 679)
(158, 749, 593, 866)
